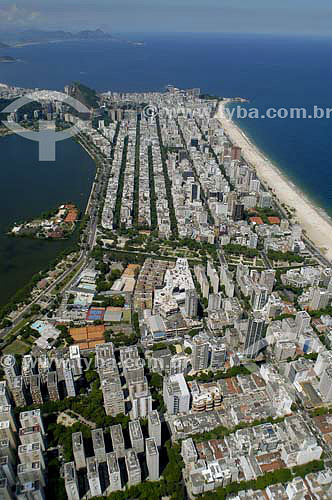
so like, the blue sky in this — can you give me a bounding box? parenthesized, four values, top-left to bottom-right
(1, 0, 332, 35)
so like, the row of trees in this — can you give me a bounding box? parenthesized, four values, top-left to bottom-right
(148, 145, 158, 230)
(156, 117, 178, 237)
(185, 364, 251, 384)
(132, 117, 141, 226)
(223, 243, 259, 258)
(268, 249, 303, 263)
(113, 136, 129, 229)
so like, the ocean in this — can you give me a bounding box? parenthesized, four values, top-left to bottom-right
(1, 32, 332, 303)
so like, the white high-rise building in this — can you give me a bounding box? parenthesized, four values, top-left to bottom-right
(110, 424, 125, 459)
(148, 411, 161, 447)
(63, 360, 76, 397)
(87, 456, 102, 497)
(314, 351, 332, 377)
(22, 355, 34, 386)
(319, 367, 332, 402)
(12, 376, 28, 407)
(207, 261, 219, 294)
(92, 428, 106, 463)
(64, 462, 80, 500)
(19, 425, 45, 451)
(129, 420, 144, 454)
(125, 449, 141, 486)
(17, 461, 45, 487)
(260, 269, 276, 294)
(72, 432, 86, 470)
(18, 442, 45, 469)
(0, 422, 16, 450)
(210, 344, 226, 370)
(0, 456, 15, 487)
(163, 374, 190, 415)
(69, 345, 83, 377)
(47, 371, 60, 401)
(146, 438, 159, 481)
(0, 406, 17, 432)
(169, 354, 189, 376)
(131, 390, 152, 419)
(185, 289, 198, 318)
(0, 440, 16, 466)
(208, 293, 222, 311)
(191, 337, 209, 372)
(20, 410, 45, 434)
(106, 452, 121, 492)
(101, 374, 125, 417)
(0, 382, 11, 406)
(251, 285, 268, 311)
(295, 311, 311, 335)
(309, 288, 330, 311)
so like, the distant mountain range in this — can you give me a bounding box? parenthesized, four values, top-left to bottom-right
(0, 56, 17, 63)
(0, 29, 144, 47)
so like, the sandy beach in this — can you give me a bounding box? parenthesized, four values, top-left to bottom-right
(216, 101, 332, 261)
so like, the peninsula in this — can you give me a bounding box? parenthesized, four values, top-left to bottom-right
(11, 203, 79, 239)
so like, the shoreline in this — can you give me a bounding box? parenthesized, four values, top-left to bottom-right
(216, 100, 332, 261)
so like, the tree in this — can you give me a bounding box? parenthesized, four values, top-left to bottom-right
(150, 373, 163, 390)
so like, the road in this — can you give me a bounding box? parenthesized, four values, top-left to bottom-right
(1, 132, 109, 341)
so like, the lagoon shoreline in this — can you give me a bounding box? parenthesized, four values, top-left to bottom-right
(216, 100, 332, 261)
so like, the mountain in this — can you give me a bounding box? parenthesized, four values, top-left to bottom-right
(0, 29, 145, 48)
(66, 82, 99, 109)
(3, 29, 117, 45)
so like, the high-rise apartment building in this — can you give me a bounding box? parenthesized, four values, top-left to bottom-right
(244, 312, 266, 358)
(72, 432, 86, 470)
(129, 420, 144, 454)
(146, 438, 159, 481)
(125, 449, 141, 487)
(191, 337, 209, 372)
(106, 452, 121, 492)
(64, 462, 80, 500)
(87, 456, 102, 497)
(110, 424, 125, 459)
(163, 374, 190, 415)
(148, 411, 161, 447)
(92, 428, 106, 463)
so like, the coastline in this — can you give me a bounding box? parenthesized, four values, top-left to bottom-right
(216, 101, 332, 261)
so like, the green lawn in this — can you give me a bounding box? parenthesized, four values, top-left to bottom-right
(3, 339, 30, 355)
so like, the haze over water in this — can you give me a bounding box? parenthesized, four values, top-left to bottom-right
(1, 32, 332, 304)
